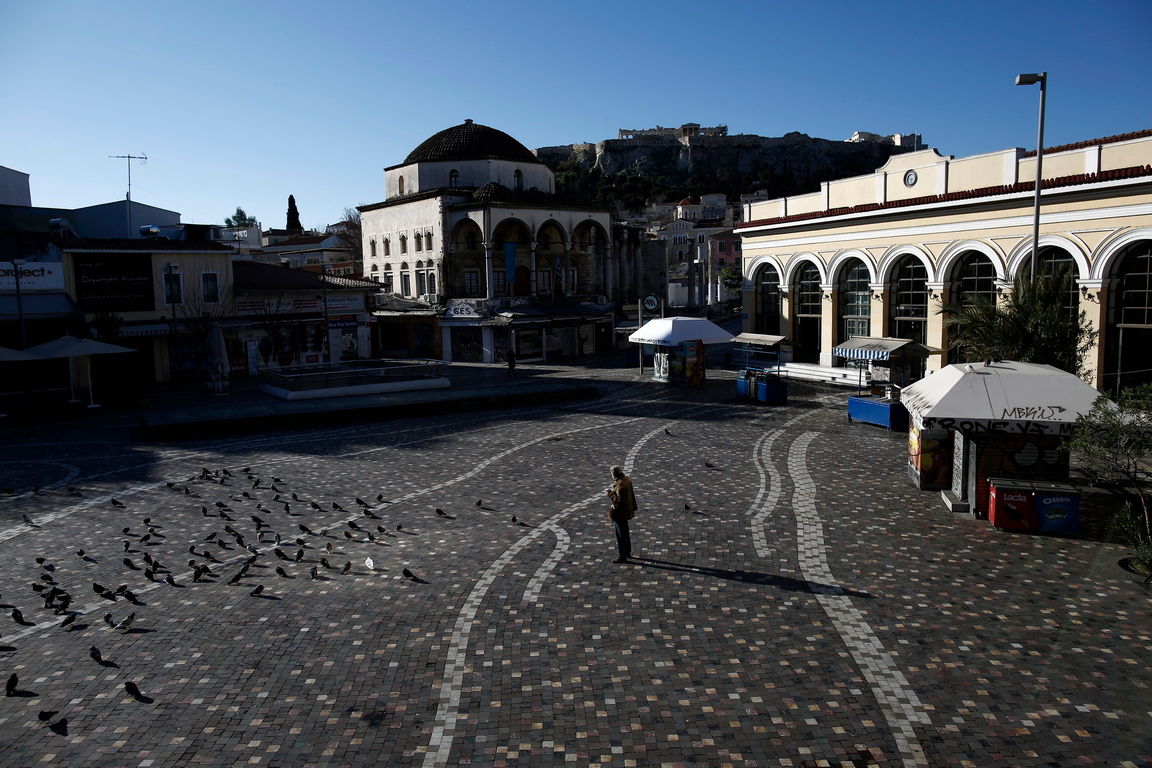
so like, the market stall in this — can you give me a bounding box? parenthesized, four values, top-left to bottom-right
(901, 360, 1103, 525)
(731, 333, 788, 404)
(834, 336, 935, 430)
(627, 317, 733, 387)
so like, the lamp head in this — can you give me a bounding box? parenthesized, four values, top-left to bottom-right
(1015, 72, 1046, 86)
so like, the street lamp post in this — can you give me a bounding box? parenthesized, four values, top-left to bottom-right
(1016, 72, 1047, 282)
(11, 258, 26, 349)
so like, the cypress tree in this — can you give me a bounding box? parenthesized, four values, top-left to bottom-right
(287, 195, 302, 233)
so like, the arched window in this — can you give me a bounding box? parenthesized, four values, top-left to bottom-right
(425, 230, 433, 251)
(400, 234, 408, 254)
(398, 176, 405, 195)
(838, 259, 871, 341)
(754, 264, 781, 335)
(414, 232, 423, 252)
(1106, 240, 1152, 393)
(792, 262, 823, 364)
(950, 252, 997, 303)
(428, 272, 437, 295)
(449, 170, 459, 188)
(888, 256, 928, 345)
(514, 170, 523, 191)
(466, 232, 476, 250)
(383, 237, 390, 256)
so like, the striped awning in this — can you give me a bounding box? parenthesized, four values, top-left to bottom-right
(832, 336, 932, 361)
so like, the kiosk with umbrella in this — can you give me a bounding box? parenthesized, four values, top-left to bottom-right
(627, 317, 733, 387)
(23, 335, 136, 408)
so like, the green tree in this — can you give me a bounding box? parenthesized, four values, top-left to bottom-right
(941, 267, 1097, 376)
(224, 207, 257, 227)
(334, 207, 362, 256)
(1065, 385, 1152, 575)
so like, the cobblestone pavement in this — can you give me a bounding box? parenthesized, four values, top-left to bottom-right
(0, 364, 1149, 767)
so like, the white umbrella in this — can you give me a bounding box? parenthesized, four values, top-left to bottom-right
(902, 361, 1102, 433)
(627, 316, 734, 346)
(205, 324, 231, 393)
(0, 345, 40, 362)
(23, 335, 136, 408)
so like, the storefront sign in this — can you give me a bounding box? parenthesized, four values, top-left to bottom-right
(327, 317, 360, 329)
(73, 254, 154, 312)
(0, 262, 66, 292)
(446, 299, 482, 318)
(235, 293, 365, 316)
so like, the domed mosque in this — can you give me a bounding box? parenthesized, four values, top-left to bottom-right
(360, 120, 631, 364)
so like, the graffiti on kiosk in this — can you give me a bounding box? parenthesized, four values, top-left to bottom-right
(1000, 405, 1067, 420)
(920, 417, 1074, 435)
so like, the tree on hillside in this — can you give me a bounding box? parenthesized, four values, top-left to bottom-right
(941, 267, 1096, 377)
(224, 207, 258, 227)
(287, 195, 302, 233)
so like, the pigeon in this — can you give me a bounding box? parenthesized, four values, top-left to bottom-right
(124, 681, 142, 699)
(665, 428, 673, 436)
(705, 462, 718, 470)
(38, 710, 59, 722)
(246, 544, 258, 555)
(275, 566, 289, 578)
(295, 549, 305, 563)
(123, 558, 138, 570)
(684, 503, 692, 511)
(93, 582, 107, 595)
(274, 548, 290, 560)
(402, 568, 416, 580)
(325, 542, 334, 553)
(347, 520, 361, 531)
(343, 531, 353, 540)
(243, 492, 252, 499)
(5, 673, 16, 696)
(111, 498, 126, 508)
(292, 493, 300, 501)
(68, 486, 79, 495)
(332, 502, 344, 511)
(377, 494, 384, 501)
(165, 574, 177, 587)
(122, 527, 131, 535)
(144, 569, 155, 582)
(11, 608, 25, 624)
(435, 508, 447, 516)
(365, 557, 374, 570)
(75, 550, 86, 558)
(201, 506, 211, 516)
(310, 501, 321, 511)
(356, 497, 369, 507)
(123, 540, 131, 552)
(215, 501, 227, 508)
(341, 561, 352, 575)
(89, 646, 103, 664)
(299, 524, 313, 534)
(251, 514, 265, 525)
(35, 557, 46, 565)
(396, 524, 403, 531)
(249, 585, 264, 597)
(59, 614, 76, 630)
(320, 557, 331, 570)
(138, 533, 151, 545)
(511, 516, 518, 524)
(476, 500, 482, 507)
(377, 526, 386, 533)
(309, 566, 319, 580)
(116, 612, 135, 631)
(122, 590, 139, 603)
(142, 517, 151, 525)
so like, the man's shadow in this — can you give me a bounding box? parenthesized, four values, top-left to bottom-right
(630, 557, 874, 598)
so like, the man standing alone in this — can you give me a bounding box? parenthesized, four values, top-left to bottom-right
(605, 465, 637, 563)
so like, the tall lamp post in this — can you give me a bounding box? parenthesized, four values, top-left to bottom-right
(1016, 72, 1047, 282)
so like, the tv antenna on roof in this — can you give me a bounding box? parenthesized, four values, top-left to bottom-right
(109, 152, 147, 237)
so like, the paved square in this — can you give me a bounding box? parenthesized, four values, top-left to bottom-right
(0, 371, 1149, 767)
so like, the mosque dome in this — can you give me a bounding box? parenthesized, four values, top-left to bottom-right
(403, 119, 541, 165)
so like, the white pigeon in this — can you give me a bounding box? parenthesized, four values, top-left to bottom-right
(365, 557, 374, 571)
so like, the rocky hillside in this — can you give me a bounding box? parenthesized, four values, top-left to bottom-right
(535, 131, 915, 212)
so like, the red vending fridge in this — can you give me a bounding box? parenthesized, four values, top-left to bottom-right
(988, 478, 1037, 531)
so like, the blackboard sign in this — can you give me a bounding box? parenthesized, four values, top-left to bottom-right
(74, 254, 155, 312)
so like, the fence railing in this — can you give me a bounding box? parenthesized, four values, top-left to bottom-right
(261, 359, 445, 392)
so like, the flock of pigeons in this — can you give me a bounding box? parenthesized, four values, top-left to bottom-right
(2, 464, 480, 732)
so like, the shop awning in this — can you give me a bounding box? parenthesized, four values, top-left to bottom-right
(733, 332, 786, 348)
(833, 336, 934, 361)
(628, 316, 734, 346)
(902, 361, 1104, 433)
(0, 293, 82, 320)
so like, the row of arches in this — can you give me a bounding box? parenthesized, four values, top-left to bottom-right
(748, 231, 1152, 391)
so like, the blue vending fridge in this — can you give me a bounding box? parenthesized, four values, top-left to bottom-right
(1031, 482, 1080, 534)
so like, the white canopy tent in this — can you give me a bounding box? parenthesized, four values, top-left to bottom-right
(627, 316, 734, 346)
(902, 361, 1103, 434)
(23, 335, 137, 408)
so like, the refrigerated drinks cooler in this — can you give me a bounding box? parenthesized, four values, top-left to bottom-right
(988, 477, 1080, 534)
(736, 368, 787, 404)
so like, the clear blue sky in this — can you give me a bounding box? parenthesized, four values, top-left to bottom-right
(2, 0, 1149, 231)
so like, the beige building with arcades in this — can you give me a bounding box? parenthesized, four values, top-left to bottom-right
(736, 129, 1152, 393)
